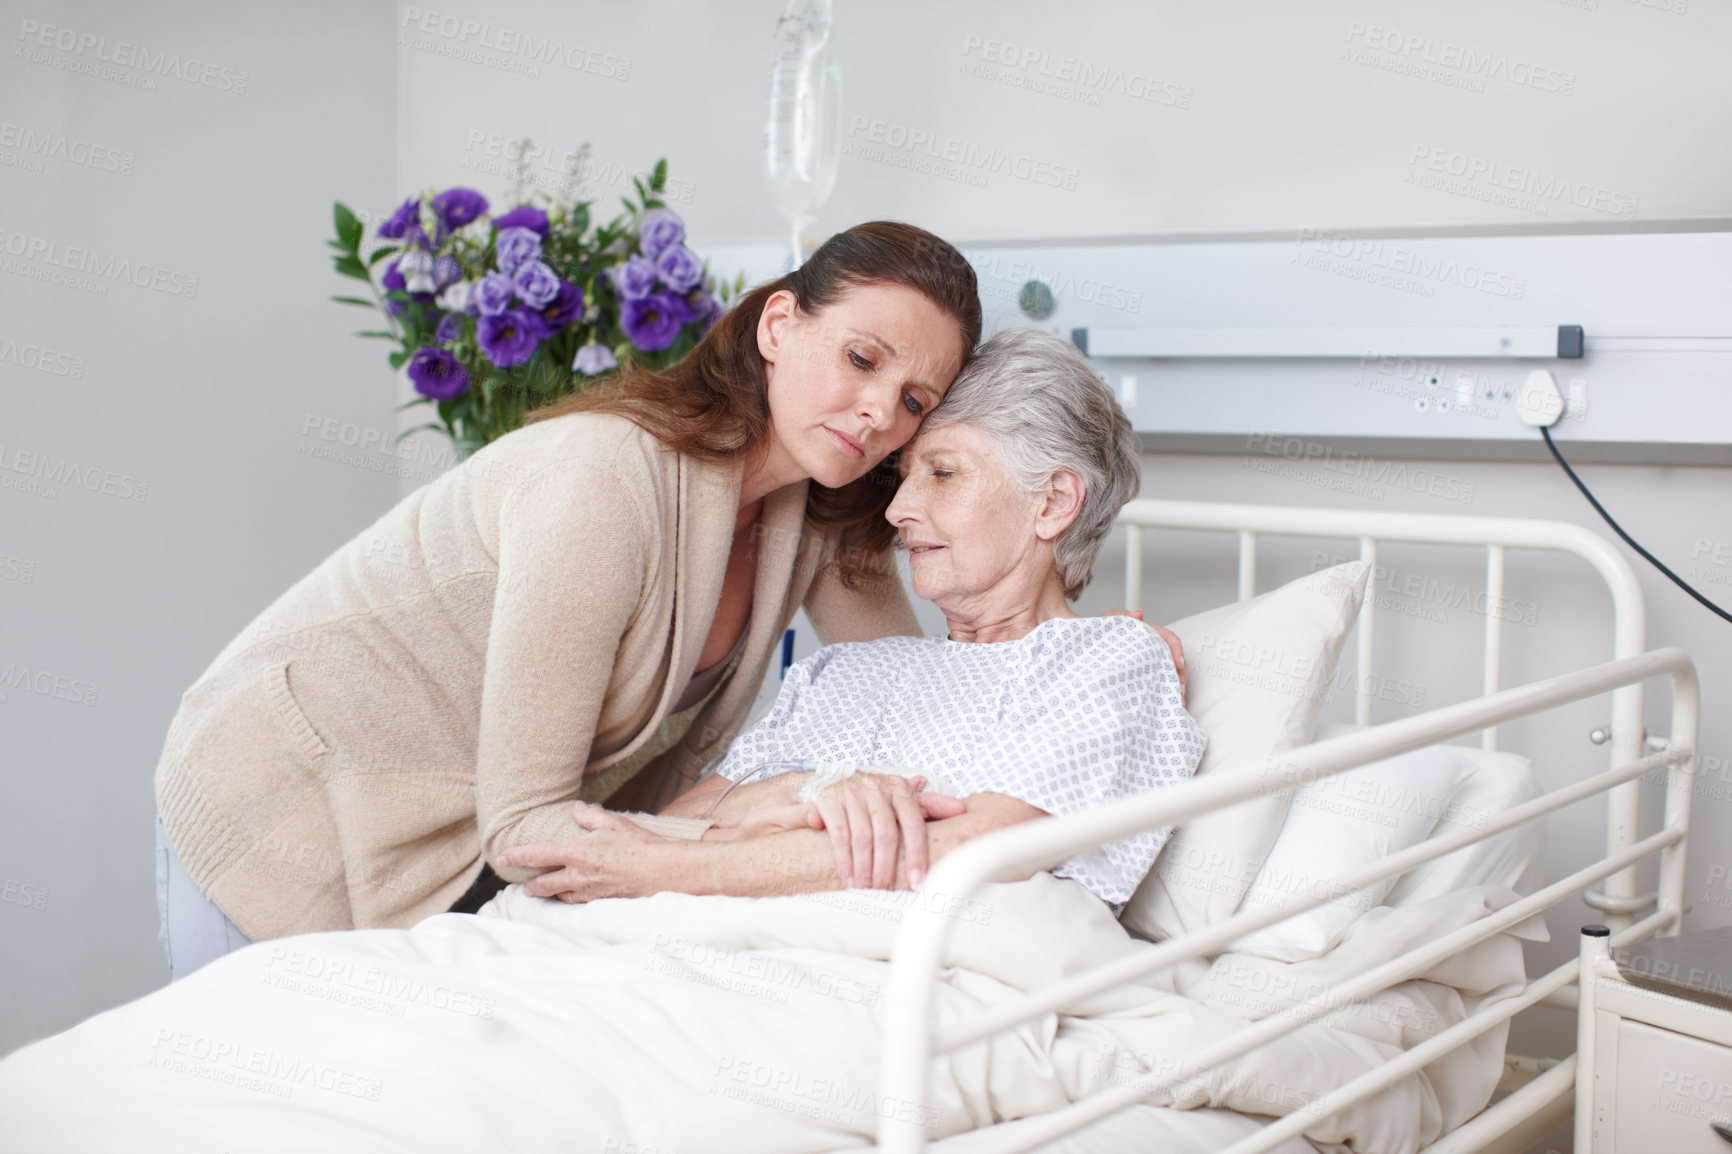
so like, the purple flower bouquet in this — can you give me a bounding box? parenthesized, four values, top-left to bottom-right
(329, 159, 741, 456)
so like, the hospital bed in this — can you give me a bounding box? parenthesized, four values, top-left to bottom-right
(0, 501, 1697, 1154)
(877, 498, 1699, 1154)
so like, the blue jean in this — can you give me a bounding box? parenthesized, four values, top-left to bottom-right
(154, 814, 251, 981)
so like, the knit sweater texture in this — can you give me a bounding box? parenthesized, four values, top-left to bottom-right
(153, 412, 920, 941)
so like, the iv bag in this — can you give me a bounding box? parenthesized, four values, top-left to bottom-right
(764, 0, 842, 264)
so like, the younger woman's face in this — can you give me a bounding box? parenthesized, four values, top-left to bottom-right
(757, 282, 968, 490)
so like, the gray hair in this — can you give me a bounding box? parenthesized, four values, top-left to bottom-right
(915, 326, 1141, 600)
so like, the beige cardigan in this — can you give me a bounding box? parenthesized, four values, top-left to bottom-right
(153, 412, 921, 941)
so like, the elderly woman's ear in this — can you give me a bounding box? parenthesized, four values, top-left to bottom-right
(1033, 468, 1086, 542)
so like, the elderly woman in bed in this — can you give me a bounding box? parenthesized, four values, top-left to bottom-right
(501, 327, 1205, 911)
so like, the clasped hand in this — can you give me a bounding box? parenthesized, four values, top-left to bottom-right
(498, 771, 965, 904)
(761, 772, 965, 889)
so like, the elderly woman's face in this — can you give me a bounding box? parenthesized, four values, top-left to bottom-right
(886, 423, 1042, 604)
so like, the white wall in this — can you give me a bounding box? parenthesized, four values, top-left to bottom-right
(0, 0, 398, 1052)
(3, 15, 1727, 1153)
(395, 0, 1730, 243)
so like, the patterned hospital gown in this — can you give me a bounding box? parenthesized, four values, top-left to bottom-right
(715, 616, 1208, 908)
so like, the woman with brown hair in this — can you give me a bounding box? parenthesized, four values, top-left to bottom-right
(153, 221, 982, 979)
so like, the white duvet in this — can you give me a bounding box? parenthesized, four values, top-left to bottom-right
(0, 876, 1532, 1154)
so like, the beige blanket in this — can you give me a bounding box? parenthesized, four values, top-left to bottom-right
(0, 875, 1530, 1153)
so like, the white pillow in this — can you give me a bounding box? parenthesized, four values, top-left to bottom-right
(1229, 740, 1473, 962)
(1117, 561, 1371, 949)
(1229, 722, 1548, 963)
(1381, 756, 1547, 912)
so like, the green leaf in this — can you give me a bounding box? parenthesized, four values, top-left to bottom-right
(388, 350, 411, 369)
(394, 421, 445, 444)
(329, 295, 375, 307)
(366, 245, 400, 267)
(354, 330, 397, 340)
(651, 158, 667, 190)
(333, 202, 362, 251)
(333, 254, 371, 280)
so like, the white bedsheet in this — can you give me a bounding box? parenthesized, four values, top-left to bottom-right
(0, 876, 1531, 1154)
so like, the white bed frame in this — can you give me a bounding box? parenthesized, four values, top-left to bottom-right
(875, 498, 1701, 1154)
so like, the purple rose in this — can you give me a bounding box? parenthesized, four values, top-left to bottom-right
(687, 289, 722, 333)
(654, 244, 703, 293)
(494, 226, 543, 276)
(493, 205, 549, 236)
(526, 279, 583, 338)
(434, 311, 464, 343)
(478, 309, 539, 368)
(377, 197, 421, 240)
(511, 259, 560, 308)
(664, 291, 696, 324)
(431, 187, 489, 231)
(406, 347, 470, 401)
(472, 271, 516, 317)
(610, 255, 657, 301)
(621, 290, 691, 352)
(574, 343, 618, 376)
(638, 208, 685, 259)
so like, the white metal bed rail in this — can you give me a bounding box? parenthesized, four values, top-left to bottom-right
(876, 647, 1699, 1153)
(1115, 499, 1650, 926)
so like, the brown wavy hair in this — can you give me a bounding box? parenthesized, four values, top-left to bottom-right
(524, 221, 982, 588)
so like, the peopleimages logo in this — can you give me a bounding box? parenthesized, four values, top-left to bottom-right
(0, 442, 150, 502)
(1342, 20, 1576, 96)
(0, 121, 134, 175)
(1293, 229, 1526, 301)
(1406, 144, 1640, 219)
(398, 8, 633, 80)
(845, 116, 1080, 190)
(0, 661, 100, 707)
(15, 18, 249, 93)
(970, 253, 1144, 315)
(1245, 432, 1477, 504)
(0, 334, 86, 379)
(957, 34, 1193, 110)
(0, 228, 198, 298)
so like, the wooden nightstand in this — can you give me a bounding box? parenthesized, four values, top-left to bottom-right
(1576, 924, 1732, 1153)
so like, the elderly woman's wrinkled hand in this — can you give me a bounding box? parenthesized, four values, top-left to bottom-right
(733, 801, 825, 840)
(810, 773, 967, 890)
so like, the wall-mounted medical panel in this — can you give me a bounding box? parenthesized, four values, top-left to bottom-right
(699, 229, 1731, 463)
(968, 228, 1732, 463)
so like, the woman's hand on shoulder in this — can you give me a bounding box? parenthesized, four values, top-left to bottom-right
(1099, 609, 1186, 699)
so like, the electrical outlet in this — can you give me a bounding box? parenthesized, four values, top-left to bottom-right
(1518, 369, 1565, 427)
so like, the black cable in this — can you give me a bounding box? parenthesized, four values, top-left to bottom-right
(1541, 425, 1732, 625)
